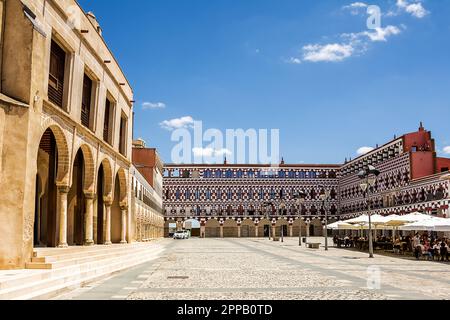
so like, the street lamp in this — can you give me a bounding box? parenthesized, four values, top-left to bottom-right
(280, 201, 286, 243)
(294, 191, 307, 246)
(263, 201, 273, 241)
(358, 165, 381, 259)
(319, 188, 331, 251)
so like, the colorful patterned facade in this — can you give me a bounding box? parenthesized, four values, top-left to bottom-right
(163, 125, 450, 237)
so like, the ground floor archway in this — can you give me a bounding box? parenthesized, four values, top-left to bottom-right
(241, 219, 256, 237)
(223, 219, 238, 237)
(205, 219, 220, 238)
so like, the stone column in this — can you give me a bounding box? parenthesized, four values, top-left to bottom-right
(255, 223, 259, 238)
(200, 225, 206, 238)
(104, 200, 112, 245)
(237, 225, 241, 238)
(57, 186, 70, 248)
(84, 193, 95, 246)
(272, 225, 276, 239)
(289, 224, 293, 238)
(120, 207, 128, 244)
(220, 225, 224, 238)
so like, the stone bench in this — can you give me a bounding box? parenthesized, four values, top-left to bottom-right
(306, 243, 321, 249)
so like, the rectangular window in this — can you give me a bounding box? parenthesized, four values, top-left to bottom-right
(103, 98, 112, 144)
(81, 74, 92, 128)
(119, 114, 127, 156)
(48, 40, 66, 108)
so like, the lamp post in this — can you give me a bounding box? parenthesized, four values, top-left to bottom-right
(280, 200, 286, 242)
(294, 192, 307, 246)
(319, 188, 331, 251)
(264, 201, 273, 241)
(358, 165, 381, 259)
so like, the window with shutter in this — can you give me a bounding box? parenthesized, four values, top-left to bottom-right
(48, 40, 66, 108)
(81, 74, 92, 128)
(119, 115, 127, 156)
(103, 99, 111, 143)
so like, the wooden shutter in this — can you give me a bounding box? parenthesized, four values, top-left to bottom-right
(48, 40, 66, 107)
(81, 74, 92, 128)
(103, 99, 111, 143)
(119, 116, 126, 155)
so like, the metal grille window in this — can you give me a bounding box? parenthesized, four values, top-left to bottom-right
(48, 40, 66, 108)
(81, 74, 92, 128)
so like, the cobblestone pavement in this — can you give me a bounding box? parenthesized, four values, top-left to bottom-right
(61, 238, 450, 300)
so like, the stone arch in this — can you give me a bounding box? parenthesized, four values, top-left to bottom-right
(275, 218, 289, 237)
(241, 219, 256, 238)
(292, 219, 307, 237)
(257, 218, 271, 238)
(116, 167, 128, 205)
(205, 219, 220, 238)
(73, 144, 95, 193)
(164, 219, 176, 237)
(99, 157, 114, 197)
(310, 219, 324, 237)
(37, 124, 70, 185)
(223, 219, 238, 238)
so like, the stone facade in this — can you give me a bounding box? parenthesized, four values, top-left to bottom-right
(163, 125, 450, 238)
(0, 0, 135, 269)
(130, 165, 164, 241)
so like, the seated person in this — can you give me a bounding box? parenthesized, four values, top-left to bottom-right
(393, 237, 402, 254)
(422, 243, 433, 261)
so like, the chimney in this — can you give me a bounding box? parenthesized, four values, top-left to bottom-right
(132, 138, 146, 149)
(86, 12, 102, 36)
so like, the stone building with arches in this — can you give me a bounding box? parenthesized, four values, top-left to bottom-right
(163, 125, 450, 238)
(0, 0, 134, 269)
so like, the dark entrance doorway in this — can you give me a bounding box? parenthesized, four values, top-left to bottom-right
(69, 149, 86, 246)
(309, 224, 315, 237)
(264, 225, 270, 237)
(34, 129, 58, 247)
(96, 165, 105, 244)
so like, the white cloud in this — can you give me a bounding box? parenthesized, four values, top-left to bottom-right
(362, 25, 402, 42)
(342, 2, 368, 15)
(142, 102, 166, 110)
(443, 146, 450, 155)
(303, 43, 354, 62)
(159, 116, 194, 131)
(192, 148, 232, 158)
(287, 57, 302, 64)
(396, 0, 429, 18)
(357, 146, 375, 155)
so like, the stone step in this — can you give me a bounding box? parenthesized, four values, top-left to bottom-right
(23, 252, 160, 300)
(28, 244, 152, 269)
(33, 242, 148, 258)
(31, 257, 56, 263)
(0, 243, 165, 300)
(0, 242, 164, 297)
(25, 263, 53, 270)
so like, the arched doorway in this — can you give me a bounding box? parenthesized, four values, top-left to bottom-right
(205, 219, 220, 238)
(67, 149, 86, 245)
(111, 174, 122, 243)
(184, 219, 201, 237)
(275, 219, 289, 237)
(96, 164, 105, 244)
(241, 219, 256, 237)
(34, 129, 58, 247)
(223, 219, 238, 237)
(258, 219, 271, 238)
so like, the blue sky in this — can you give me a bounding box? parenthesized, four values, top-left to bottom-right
(78, 0, 450, 164)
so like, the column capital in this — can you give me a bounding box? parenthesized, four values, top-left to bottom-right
(57, 185, 70, 193)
